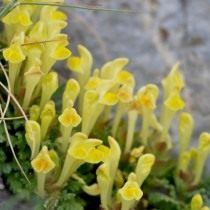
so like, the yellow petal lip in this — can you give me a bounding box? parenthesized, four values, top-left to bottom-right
(141, 154, 155, 165)
(24, 66, 43, 76)
(164, 92, 185, 111)
(68, 136, 102, 161)
(18, 11, 32, 26)
(85, 76, 102, 90)
(117, 70, 135, 86)
(65, 79, 80, 92)
(41, 101, 56, 117)
(137, 84, 159, 109)
(51, 46, 72, 60)
(69, 144, 89, 159)
(3, 44, 25, 64)
(100, 92, 119, 106)
(162, 63, 185, 93)
(191, 194, 203, 210)
(138, 94, 155, 109)
(170, 63, 185, 90)
(179, 112, 193, 127)
(58, 108, 81, 127)
(119, 180, 143, 201)
(117, 86, 133, 103)
(85, 148, 104, 163)
(199, 132, 210, 151)
(51, 11, 67, 21)
(31, 146, 55, 174)
(96, 163, 110, 180)
(2, 7, 32, 26)
(67, 56, 82, 72)
(86, 145, 110, 163)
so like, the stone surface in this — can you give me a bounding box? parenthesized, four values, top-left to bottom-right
(66, 0, 210, 140)
(2, 0, 210, 208)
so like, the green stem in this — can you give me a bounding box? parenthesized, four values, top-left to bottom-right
(41, 117, 51, 141)
(55, 155, 82, 187)
(121, 200, 135, 210)
(140, 108, 150, 145)
(193, 152, 208, 185)
(159, 106, 175, 145)
(124, 110, 138, 154)
(112, 102, 126, 137)
(8, 63, 21, 94)
(22, 84, 35, 110)
(37, 173, 46, 197)
(61, 126, 72, 153)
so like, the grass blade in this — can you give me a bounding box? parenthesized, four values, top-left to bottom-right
(0, 0, 18, 19)
(19, 2, 138, 14)
(0, 105, 31, 184)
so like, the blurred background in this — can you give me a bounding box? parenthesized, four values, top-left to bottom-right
(1, 0, 210, 208)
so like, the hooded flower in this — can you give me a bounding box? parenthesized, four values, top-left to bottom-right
(31, 146, 55, 174)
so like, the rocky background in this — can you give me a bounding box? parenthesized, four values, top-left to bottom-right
(1, 0, 210, 208)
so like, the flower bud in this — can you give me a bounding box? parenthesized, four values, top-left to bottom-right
(40, 72, 58, 109)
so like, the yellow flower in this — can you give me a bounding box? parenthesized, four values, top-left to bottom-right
(130, 146, 145, 161)
(29, 21, 48, 41)
(67, 45, 93, 75)
(62, 79, 80, 110)
(86, 145, 110, 163)
(119, 173, 143, 201)
(68, 133, 102, 161)
(40, 101, 56, 140)
(100, 92, 119, 106)
(193, 132, 210, 185)
(40, 72, 58, 109)
(85, 76, 102, 90)
(58, 107, 81, 127)
(83, 183, 100, 196)
(191, 194, 203, 210)
(23, 66, 43, 110)
(51, 10, 67, 21)
(119, 181, 142, 201)
(56, 133, 103, 187)
(31, 146, 55, 174)
(137, 84, 159, 110)
(162, 63, 185, 99)
(117, 85, 133, 103)
(3, 7, 32, 26)
(29, 105, 40, 121)
(135, 154, 155, 186)
(117, 70, 135, 86)
(51, 45, 71, 60)
(3, 44, 25, 64)
(95, 136, 121, 210)
(17, 10, 32, 26)
(25, 120, 41, 159)
(138, 93, 156, 109)
(164, 92, 185, 111)
(67, 56, 82, 72)
(177, 151, 191, 172)
(41, 101, 56, 119)
(97, 163, 110, 181)
(100, 58, 129, 79)
(198, 132, 210, 151)
(202, 207, 210, 210)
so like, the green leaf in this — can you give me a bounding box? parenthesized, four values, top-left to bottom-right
(148, 192, 180, 210)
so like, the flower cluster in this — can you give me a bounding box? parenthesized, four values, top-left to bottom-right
(1, 1, 210, 210)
